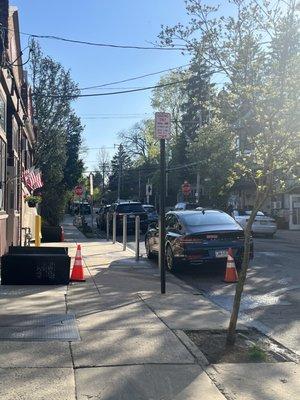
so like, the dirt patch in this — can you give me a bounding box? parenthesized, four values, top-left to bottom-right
(185, 329, 294, 364)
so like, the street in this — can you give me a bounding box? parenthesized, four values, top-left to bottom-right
(114, 229, 300, 355)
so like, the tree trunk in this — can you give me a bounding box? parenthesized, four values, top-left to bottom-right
(226, 204, 259, 345)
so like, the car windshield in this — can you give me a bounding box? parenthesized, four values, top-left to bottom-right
(117, 204, 145, 213)
(181, 211, 235, 227)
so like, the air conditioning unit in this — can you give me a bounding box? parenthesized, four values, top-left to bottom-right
(272, 201, 282, 209)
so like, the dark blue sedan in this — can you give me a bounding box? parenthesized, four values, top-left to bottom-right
(145, 210, 253, 271)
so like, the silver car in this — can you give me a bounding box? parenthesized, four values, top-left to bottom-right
(233, 210, 277, 238)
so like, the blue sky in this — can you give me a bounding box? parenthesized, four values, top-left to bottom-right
(12, 0, 195, 171)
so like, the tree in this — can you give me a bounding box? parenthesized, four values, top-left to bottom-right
(108, 145, 133, 200)
(30, 40, 83, 226)
(64, 112, 84, 190)
(159, 0, 300, 344)
(119, 119, 158, 164)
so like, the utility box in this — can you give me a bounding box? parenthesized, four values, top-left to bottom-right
(1, 246, 71, 285)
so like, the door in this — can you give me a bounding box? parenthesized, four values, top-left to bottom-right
(289, 195, 300, 230)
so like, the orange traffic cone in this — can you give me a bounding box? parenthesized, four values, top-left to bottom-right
(223, 248, 238, 283)
(70, 244, 85, 282)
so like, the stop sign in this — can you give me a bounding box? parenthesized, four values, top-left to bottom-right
(181, 181, 191, 196)
(74, 186, 83, 196)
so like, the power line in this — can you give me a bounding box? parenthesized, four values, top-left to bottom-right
(79, 64, 190, 90)
(2, 26, 186, 51)
(33, 78, 188, 99)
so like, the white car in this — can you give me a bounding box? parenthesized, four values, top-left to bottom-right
(233, 210, 277, 238)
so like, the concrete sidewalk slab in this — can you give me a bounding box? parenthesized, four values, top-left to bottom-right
(0, 299, 66, 314)
(213, 362, 300, 400)
(74, 302, 165, 330)
(0, 368, 75, 400)
(71, 327, 195, 367)
(76, 364, 225, 400)
(0, 341, 72, 367)
(92, 269, 185, 294)
(0, 285, 67, 298)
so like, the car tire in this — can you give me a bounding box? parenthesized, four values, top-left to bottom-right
(166, 245, 179, 272)
(235, 259, 242, 270)
(145, 239, 154, 259)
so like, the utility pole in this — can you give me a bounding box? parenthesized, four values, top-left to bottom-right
(117, 144, 122, 201)
(102, 163, 106, 196)
(196, 172, 200, 204)
(138, 170, 141, 200)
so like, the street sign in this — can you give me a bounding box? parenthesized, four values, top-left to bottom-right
(146, 184, 152, 196)
(182, 181, 191, 196)
(155, 112, 171, 140)
(74, 185, 83, 196)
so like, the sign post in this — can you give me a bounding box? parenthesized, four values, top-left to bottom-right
(89, 173, 94, 230)
(146, 183, 152, 204)
(155, 112, 171, 294)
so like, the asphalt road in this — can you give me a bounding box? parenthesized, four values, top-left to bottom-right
(118, 230, 300, 355)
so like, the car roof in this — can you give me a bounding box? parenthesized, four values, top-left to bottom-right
(169, 209, 224, 216)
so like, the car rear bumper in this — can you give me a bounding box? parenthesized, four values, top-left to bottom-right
(174, 245, 253, 265)
(252, 225, 277, 235)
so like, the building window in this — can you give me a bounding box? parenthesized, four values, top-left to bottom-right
(0, 94, 5, 132)
(0, 139, 6, 211)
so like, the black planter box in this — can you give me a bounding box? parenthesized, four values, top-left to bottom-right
(1, 246, 70, 285)
(42, 226, 63, 242)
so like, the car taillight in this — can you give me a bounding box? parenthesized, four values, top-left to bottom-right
(178, 236, 202, 244)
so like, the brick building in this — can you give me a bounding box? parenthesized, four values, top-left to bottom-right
(0, 1, 37, 255)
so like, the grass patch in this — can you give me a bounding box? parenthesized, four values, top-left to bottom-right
(248, 345, 267, 361)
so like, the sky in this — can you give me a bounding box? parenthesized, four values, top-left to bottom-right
(11, 0, 196, 171)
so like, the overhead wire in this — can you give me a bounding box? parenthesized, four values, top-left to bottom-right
(79, 64, 190, 90)
(1, 25, 186, 51)
(33, 78, 189, 99)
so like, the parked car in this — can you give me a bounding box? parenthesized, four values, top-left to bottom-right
(233, 210, 277, 238)
(96, 205, 110, 229)
(108, 201, 148, 233)
(174, 202, 199, 211)
(142, 205, 158, 223)
(145, 210, 253, 271)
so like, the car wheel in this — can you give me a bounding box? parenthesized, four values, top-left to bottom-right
(145, 239, 154, 259)
(166, 245, 178, 272)
(235, 259, 242, 270)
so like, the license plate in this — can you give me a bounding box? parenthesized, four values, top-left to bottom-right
(129, 215, 135, 219)
(215, 250, 228, 258)
(260, 221, 268, 225)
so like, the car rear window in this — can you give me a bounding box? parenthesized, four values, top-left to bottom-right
(144, 206, 155, 212)
(117, 204, 145, 213)
(181, 211, 236, 226)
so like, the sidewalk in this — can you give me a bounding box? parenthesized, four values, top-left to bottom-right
(0, 216, 299, 399)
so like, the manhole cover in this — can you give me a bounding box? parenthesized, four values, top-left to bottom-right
(0, 313, 80, 341)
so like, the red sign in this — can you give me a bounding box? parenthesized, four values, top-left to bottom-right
(74, 186, 83, 196)
(181, 181, 191, 196)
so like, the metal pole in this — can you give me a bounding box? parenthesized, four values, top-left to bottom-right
(117, 145, 122, 201)
(122, 214, 127, 251)
(135, 215, 140, 261)
(159, 139, 166, 294)
(112, 212, 116, 244)
(196, 172, 200, 204)
(106, 212, 110, 241)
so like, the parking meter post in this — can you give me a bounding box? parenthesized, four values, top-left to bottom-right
(106, 213, 110, 241)
(35, 215, 41, 247)
(159, 138, 166, 294)
(135, 215, 140, 261)
(112, 212, 117, 244)
(123, 214, 127, 251)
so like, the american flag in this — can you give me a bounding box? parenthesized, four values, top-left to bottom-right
(22, 168, 43, 190)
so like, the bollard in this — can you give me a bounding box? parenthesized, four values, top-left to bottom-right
(112, 212, 117, 244)
(35, 215, 41, 247)
(122, 214, 127, 251)
(135, 215, 140, 261)
(106, 213, 110, 241)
